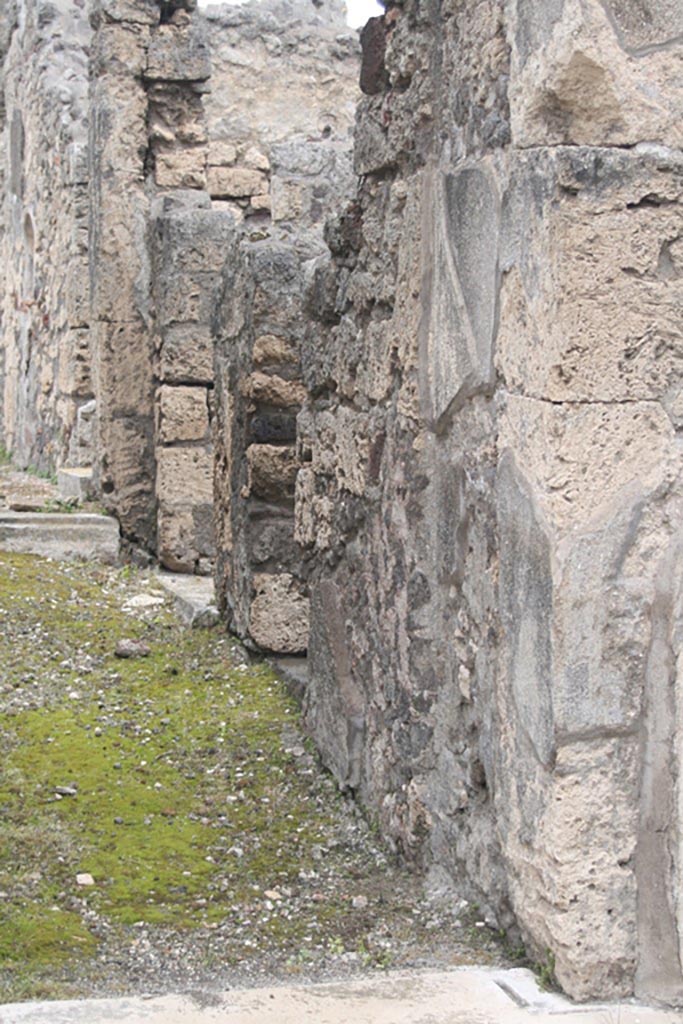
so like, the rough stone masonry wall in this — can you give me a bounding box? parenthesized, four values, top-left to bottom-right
(89, 0, 231, 565)
(211, 0, 358, 651)
(0, 0, 91, 471)
(90, 0, 356, 573)
(297, 0, 683, 1004)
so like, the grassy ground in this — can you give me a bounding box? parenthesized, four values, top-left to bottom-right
(0, 553, 513, 1003)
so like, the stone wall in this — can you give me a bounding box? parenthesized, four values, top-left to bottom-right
(88, 0, 230, 562)
(211, 0, 358, 650)
(0, 0, 356, 578)
(0, 0, 91, 471)
(296, 0, 683, 1004)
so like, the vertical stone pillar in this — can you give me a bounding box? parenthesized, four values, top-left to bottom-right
(213, 238, 310, 652)
(151, 197, 233, 572)
(89, 0, 157, 545)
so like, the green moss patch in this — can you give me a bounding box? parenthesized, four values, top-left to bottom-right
(0, 553, 511, 1002)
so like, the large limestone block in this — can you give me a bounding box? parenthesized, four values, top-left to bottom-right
(497, 147, 683, 404)
(157, 385, 209, 442)
(503, 737, 640, 999)
(157, 505, 215, 573)
(499, 395, 678, 747)
(93, 320, 154, 417)
(509, 0, 683, 148)
(90, 189, 150, 323)
(159, 324, 214, 384)
(248, 573, 309, 653)
(156, 446, 213, 508)
(496, 388, 683, 999)
(154, 206, 234, 275)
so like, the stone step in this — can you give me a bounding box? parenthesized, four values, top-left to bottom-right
(0, 511, 120, 564)
(155, 572, 219, 628)
(0, 968, 676, 1024)
(57, 466, 95, 502)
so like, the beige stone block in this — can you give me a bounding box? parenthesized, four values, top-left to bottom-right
(250, 193, 272, 213)
(271, 180, 304, 222)
(156, 446, 213, 507)
(241, 372, 305, 409)
(157, 385, 209, 443)
(90, 188, 150, 322)
(208, 141, 237, 166)
(157, 506, 215, 574)
(499, 395, 675, 535)
(58, 328, 92, 399)
(253, 335, 299, 369)
(207, 166, 267, 199)
(496, 160, 683, 404)
(155, 149, 207, 190)
(249, 573, 309, 653)
(244, 146, 270, 171)
(160, 324, 214, 384)
(246, 444, 299, 500)
(93, 320, 154, 417)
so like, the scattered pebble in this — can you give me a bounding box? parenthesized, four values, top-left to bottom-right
(115, 639, 151, 659)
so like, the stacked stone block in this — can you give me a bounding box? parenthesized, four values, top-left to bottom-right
(151, 197, 233, 572)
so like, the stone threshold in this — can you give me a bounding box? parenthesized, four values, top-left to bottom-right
(0, 511, 120, 564)
(1, 968, 678, 1024)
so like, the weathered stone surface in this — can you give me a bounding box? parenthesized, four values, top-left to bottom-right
(145, 21, 210, 82)
(241, 373, 306, 409)
(293, 0, 683, 1008)
(156, 446, 213, 506)
(248, 573, 309, 653)
(155, 149, 207, 190)
(157, 385, 209, 443)
(159, 324, 214, 384)
(509, 0, 683, 148)
(246, 444, 299, 501)
(207, 166, 266, 199)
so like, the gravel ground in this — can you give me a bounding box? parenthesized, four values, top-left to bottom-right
(0, 550, 520, 1004)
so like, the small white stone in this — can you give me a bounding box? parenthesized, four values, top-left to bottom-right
(76, 873, 95, 887)
(122, 594, 165, 611)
